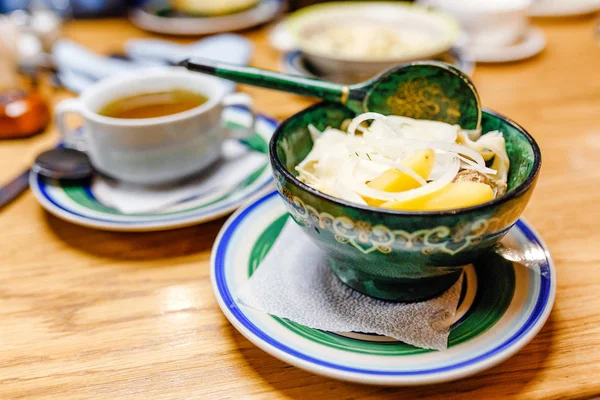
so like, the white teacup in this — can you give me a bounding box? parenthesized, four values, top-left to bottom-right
(54, 68, 255, 185)
(418, 0, 532, 47)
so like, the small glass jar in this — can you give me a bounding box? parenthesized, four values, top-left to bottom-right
(0, 89, 50, 139)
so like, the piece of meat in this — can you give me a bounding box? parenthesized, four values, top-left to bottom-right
(493, 180, 508, 197)
(453, 170, 491, 185)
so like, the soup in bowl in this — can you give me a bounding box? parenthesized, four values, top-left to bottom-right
(269, 102, 541, 302)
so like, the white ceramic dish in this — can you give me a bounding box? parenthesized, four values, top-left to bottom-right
(211, 191, 556, 385)
(418, 0, 532, 47)
(530, 0, 599, 17)
(129, 0, 284, 36)
(463, 27, 546, 63)
(170, 0, 259, 16)
(283, 2, 459, 76)
(30, 106, 275, 232)
(279, 49, 475, 84)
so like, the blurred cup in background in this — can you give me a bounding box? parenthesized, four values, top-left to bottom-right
(418, 0, 532, 47)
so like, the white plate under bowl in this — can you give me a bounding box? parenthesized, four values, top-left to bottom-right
(211, 191, 556, 385)
(30, 107, 276, 232)
(129, 0, 284, 36)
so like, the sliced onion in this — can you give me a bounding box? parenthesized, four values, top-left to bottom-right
(333, 179, 367, 205)
(364, 135, 487, 169)
(297, 150, 320, 170)
(339, 158, 460, 202)
(296, 116, 508, 208)
(429, 151, 457, 181)
(355, 125, 368, 134)
(353, 160, 390, 182)
(458, 130, 495, 161)
(463, 128, 482, 141)
(308, 124, 322, 142)
(369, 154, 427, 186)
(347, 112, 389, 136)
(478, 132, 509, 163)
(457, 155, 497, 175)
(296, 164, 321, 185)
(477, 135, 510, 182)
(383, 116, 459, 143)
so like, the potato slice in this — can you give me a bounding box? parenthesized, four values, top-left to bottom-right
(379, 188, 444, 211)
(367, 149, 435, 192)
(363, 149, 435, 206)
(381, 181, 494, 211)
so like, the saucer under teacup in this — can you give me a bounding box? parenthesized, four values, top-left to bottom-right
(530, 0, 599, 17)
(129, 0, 284, 36)
(461, 26, 546, 63)
(30, 106, 276, 232)
(279, 49, 475, 84)
(211, 190, 555, 385)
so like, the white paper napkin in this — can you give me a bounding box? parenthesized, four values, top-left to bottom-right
(52, 34, 252, 93)
(238, 221, 464, 351)
(91, 140, 267, 214)
(125, 34, 253, 66)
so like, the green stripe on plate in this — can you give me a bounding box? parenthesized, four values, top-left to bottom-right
(248, 214, 515, 356)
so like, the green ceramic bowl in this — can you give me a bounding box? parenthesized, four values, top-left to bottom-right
(269, 102, 541, 302)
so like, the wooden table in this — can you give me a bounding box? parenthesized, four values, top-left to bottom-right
(1, 15, 600, 400)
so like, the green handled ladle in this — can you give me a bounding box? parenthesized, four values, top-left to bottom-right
(179, 59, 482, 130)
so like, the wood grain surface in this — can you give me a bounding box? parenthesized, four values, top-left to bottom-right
(1, 15, 600, 400)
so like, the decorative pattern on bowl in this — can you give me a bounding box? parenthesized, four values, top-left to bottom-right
(281, 188, 523, 256)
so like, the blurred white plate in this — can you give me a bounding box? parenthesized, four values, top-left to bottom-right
(462, 27, 546, 63)
(280, 49, 475, 84)
(129, 0, 284, 36)
(530, 0, 599, 17)
(30, 107, 275, 232)
(268, 19, 297, 52)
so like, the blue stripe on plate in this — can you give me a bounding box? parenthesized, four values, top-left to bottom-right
(214, 190, 552, 376)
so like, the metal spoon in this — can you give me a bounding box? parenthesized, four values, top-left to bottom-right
(180, 58, 482, 130)
(31, 147, 93, 179)
(0, 147, 93, 210)
(493, 242, 549, 277)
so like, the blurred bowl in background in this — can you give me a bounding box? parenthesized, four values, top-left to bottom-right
(171, 0, 260, 15)
(130, 0, 284, 36)
(279, 48, 475, 84)
(284, 1, 459, 77)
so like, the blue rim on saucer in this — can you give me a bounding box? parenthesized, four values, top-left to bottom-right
(280, 49, 475, 82)
(30, 107, 276, 232)
(210, 190, 555, 385)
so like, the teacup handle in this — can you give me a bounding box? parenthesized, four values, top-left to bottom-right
(54, 98, 87, 151)
(221, 92, 257, 140)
